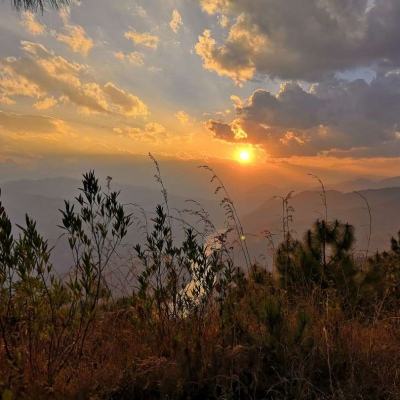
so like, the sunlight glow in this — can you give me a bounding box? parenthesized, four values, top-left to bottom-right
(237, 148, 252, 164)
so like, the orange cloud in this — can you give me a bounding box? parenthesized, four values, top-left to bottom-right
(175, 110, 190, 124)
(170, 10, 183, 33)
(0, 60, 44, 101)
(200, 0, 229, 14)
(103, 82, 148, 117)
(0, 110, 69, 137)
(0, 41, 148, 118)
(33, 97, 58, 110)
(124, 30, 159, 49)
(114, 51, 144, 66)
(57, 25, 94, 56)
(114, 122, 167, 142)
(21, 11, 45, 36)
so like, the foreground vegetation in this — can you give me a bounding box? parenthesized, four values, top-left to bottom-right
(1, 167, 400, 399)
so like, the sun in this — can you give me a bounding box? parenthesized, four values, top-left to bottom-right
(239, 150, 250, 162)
(237, 148, 252, 164)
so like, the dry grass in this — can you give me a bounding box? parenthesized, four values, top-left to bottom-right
(2, 275, 399, 399)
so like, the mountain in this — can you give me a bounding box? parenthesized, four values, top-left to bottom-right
(3, 177, 400, 272)
(379, 176, 400, 188)
(331, 176, 400, 192)
(242, 187, 400, 258)
(0, 177, 223, 274)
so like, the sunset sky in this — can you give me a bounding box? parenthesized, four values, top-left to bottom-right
(1, 0, 400, 187)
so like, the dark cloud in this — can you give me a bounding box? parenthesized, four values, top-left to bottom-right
(206, 120, 234, 140)
(198, 0, 400, 82)
(207, 73, 400, 157)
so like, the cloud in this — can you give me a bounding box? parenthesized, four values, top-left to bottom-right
(33, 96, 58, 110)
(0, 95, 15, 105)
(0, 111, 77, 159)
(175, 110, 190, 124)
(114, 51, 144, 66)
(131, 4, 148, 18)
(197, 0, 400, 82)
(0, 59, 43, 103)
(206, 120, 234, 140)
(124, 30, 159, 49)
(0, 41, 148, 117)
(21, 11, 45, 36)
(56, 24, 94, 56)
(218, 14, 229, 28)
(103, 82, 148, 117)
(0, 110, 68, 136)
(207, 73, 400, 157)
(113, 122, 167, 142)
(195, 29, 255, 84)
(201, 0, 229, 14)
(170, 9, 183, 33)
(59, 6, 71, 25)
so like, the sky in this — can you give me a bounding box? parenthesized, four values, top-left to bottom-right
(1, 0, 400, 189)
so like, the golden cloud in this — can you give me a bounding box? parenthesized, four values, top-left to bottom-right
(175, 110, 190, 124)
(0, 41, 148, 118)
(21, 11, 45, 36)
(114, 122, 167, 142)
(200, 0, 229, 14)
(114, 51, 144, 66)
(33, 97, 58, 110)
(0, 62, 44, 102)
(103, 82, 148, 117)
(124, 30, 159, 49)
(170, 9, 183, 34)
(0, 110, 69, 136)
(57, 25, 94, 56)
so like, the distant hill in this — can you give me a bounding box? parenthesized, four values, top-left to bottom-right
(2, 177, 400, 271)
(330, 176, 400, 192)
(242, 187, 400, 258)
(0, 177, 223, 273)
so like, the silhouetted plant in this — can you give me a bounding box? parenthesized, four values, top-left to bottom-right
(363, 231, 400, 313)
(355, 191, 372, 265)
(0, 193, 66, 386)
(11, 0, 68, 11)
(274, 191, 295, 288)
(200, 165, 252, 271)
(276, 219, 359, 305)
(134, 205, 230, 328)
(0, 172, 132, 391)
(59, 171, 132, 354)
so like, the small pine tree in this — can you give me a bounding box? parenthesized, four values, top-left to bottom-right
(276, 219, 359, 303)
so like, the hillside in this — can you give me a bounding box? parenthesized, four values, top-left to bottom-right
(243, 187, 400, 255)
(2, 177, 400, 270)
(0, 177, 223, 272)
